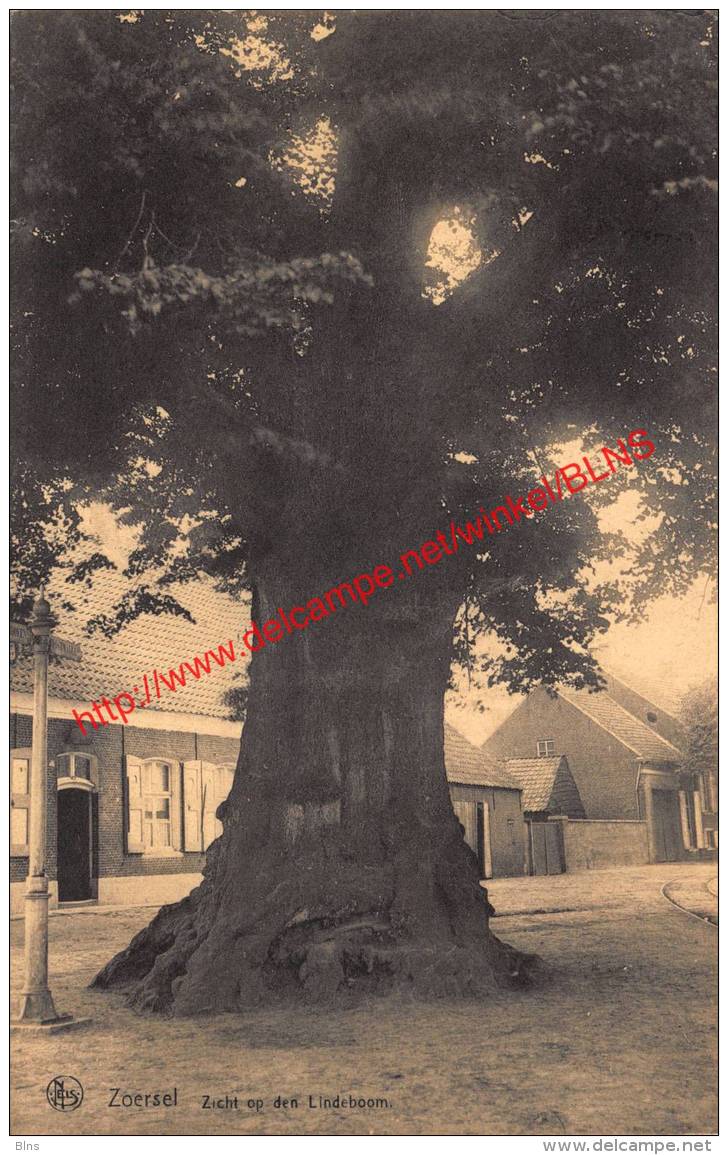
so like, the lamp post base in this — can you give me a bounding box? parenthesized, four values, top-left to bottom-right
(13, 990, 92, 1032)
(11, 1013, 91, 1034)
(15, 987, 60, 1022)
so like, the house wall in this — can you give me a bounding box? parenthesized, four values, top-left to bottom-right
(10, 712, 240, 912)
(702, 805, 718, 845)
(448, 783, 525, 877)
(482, 689, 642, 821)
(110, 724, 199, 877)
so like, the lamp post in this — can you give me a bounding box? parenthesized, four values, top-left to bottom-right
(12, 593, 89, 1033)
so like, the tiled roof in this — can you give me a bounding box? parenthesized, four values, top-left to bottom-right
(557, 686, 682, 762)
(503, 754, 586, 817)
(602, 670, 680, 722)
(11, 565, 247, 720)
(445, 724, 520, 790)
(598, 671, 686, 749)
(502, 756, 564, 813)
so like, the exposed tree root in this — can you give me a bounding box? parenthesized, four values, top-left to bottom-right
(91, 866, 544, 1015)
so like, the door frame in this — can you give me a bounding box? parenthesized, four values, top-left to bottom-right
(481, 800, 493, 879)
(56, 777, 96, 902)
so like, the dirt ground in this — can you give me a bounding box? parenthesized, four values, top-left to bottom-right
(10, 862, 717, 1136)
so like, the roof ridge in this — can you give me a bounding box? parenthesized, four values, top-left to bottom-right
(445, 722, 500, 758)
(557, 686, 682, 758)
(599, 668, 681, 723)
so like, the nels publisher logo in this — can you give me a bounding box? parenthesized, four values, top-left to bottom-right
(46, 1076, 84, 1112)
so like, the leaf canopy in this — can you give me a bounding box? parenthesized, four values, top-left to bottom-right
(11, 10, 717, 693)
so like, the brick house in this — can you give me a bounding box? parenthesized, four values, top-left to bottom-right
(11, 571, 245, 914)
(482, 672, 716, 865)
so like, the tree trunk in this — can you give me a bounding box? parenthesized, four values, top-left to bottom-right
(92, 562, 540, 1014)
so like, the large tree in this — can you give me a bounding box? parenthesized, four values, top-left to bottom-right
(11, 11, 717, 1011)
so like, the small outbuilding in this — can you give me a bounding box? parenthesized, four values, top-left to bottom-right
(445, 724, 525, 879)
(503, 754, 586, 820)
(502, 754, 585, 875)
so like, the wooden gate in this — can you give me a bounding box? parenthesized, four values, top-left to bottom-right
(527, 820, 565, 875)
(652, 789, 684, 862)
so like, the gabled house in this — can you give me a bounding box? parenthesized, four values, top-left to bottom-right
(482, 674, 714, 865)
(598, 672, 717, 849)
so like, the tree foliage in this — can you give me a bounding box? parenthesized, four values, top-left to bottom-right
(11, 10, 718, 694)
(678, 679, 718, 780)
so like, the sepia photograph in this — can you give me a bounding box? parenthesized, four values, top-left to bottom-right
(8, 7, 718, 1142)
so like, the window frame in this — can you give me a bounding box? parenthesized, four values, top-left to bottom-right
(536, 738, 556, 758)
(55, 751, 98, 790)
(144, 760, 174, 851)
(125, 756, 182, 856)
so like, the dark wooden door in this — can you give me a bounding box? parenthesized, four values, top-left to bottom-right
(528, 821, 564, 875)
(57, 789, 92, 901)
(652, 789, 683, 863)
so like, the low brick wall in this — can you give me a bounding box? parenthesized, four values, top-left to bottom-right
(558, 818, 649, 871)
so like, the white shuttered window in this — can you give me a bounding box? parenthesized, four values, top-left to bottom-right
(125, 757, 182, 854)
